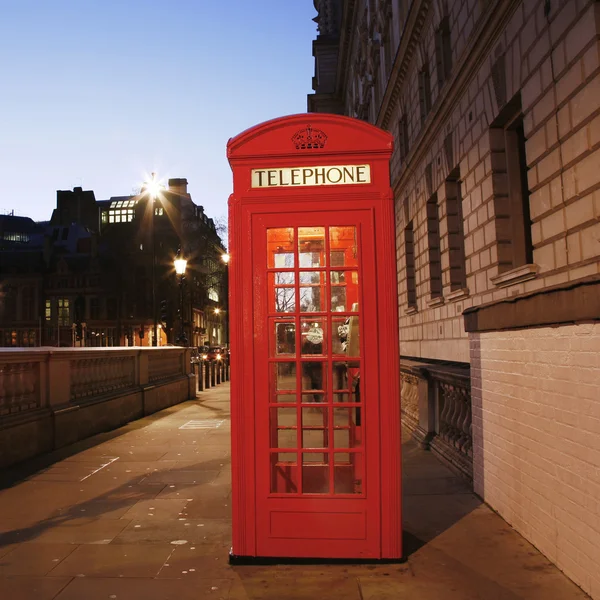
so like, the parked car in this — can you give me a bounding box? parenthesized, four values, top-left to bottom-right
(190, 348, 201, 364)
(198, 345, 210, 360)
(206, 346, 224, 361)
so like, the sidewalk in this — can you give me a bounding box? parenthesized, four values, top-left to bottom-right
(0, 383, 589, 599)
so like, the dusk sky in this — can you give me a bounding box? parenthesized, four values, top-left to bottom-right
(0, 1, 317, 224)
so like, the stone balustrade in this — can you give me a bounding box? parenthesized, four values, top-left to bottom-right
(401, 358, 472, 482)
(0, 347, 195, 469)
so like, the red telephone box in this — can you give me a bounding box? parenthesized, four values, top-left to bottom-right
(227, 114, 401, 561)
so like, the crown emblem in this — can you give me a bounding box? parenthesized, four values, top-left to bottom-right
(292, 125, 327, 150)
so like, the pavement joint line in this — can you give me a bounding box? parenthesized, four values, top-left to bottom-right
(179, 419, 225, 430)
(79, 456, 120, 481)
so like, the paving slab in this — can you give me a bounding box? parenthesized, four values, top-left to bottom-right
(48, 543, 173, 578)
(0, 544, 77, 576)
(0, 576, 71, 600)
(0, 382, 590, 600)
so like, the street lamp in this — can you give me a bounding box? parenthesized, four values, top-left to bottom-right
(174, 248, 188, 346)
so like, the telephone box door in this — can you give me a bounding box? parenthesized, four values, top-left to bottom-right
(253, 210, 381, 559)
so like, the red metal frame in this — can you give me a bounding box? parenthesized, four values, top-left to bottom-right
(227, 114, 401, 560)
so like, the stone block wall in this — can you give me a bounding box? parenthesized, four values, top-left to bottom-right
(471, 322, 600, 599)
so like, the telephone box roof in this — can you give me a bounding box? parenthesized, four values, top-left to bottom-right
(227, 113, 393, 161)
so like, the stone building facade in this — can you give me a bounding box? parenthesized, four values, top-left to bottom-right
(0, 179, 228, 349)
(309, 0, 600, 596)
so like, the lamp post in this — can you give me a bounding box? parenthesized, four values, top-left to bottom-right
(174, 248, 188, 346)
(221, 252, 230, 347)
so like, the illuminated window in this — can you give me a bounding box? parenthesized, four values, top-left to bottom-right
(154, 207, 164, 216)
(101, 211, 108, 224)
(208, 288, 219, 302)
(2, 232, 30, 242)
(57, 298, 70, 326)
(45, 299, 52, 321)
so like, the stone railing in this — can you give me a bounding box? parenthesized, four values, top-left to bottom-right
(0, 359, 42, 417)
(148, 351, 183, 383)
(401, 358, 472, 481)
(0, 347, 195, 469)
(71, 355, 137, 401)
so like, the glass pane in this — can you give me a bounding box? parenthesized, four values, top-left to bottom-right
(277, 429, 297, 449)
(267, 228, 295, 268)
(273, 362, 296, 391)
(302, 459, 329, 494)
(300, 318, 325, 356)
(302, 429, 327, 449)
(329, 226, 358, 266)
(301, 393, 325, 404)
(275, 393, 296, 403)
(299, 271, 325, 312)
(334, 429, 350, 449)
(299, 271, 321, 284)
(302, 406, 326, 427)
(330, 271, 359, 313)
(272, 405, 297, 449)
(301, 361, 325, 400)
(275, 271, 295, 285)
(274, 287, 296, 313)
(331, 317, 350, 355)
(333, 452, 361, 494)
(274, 407, 297, 427)
(273, 319, 295, 356)
(271, 452, 297, 493)
(298, 227, 325, 267)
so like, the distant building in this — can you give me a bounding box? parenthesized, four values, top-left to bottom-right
(0, 178, 227, 348)
(309, 1, 600, 597)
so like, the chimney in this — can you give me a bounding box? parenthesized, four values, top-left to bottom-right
(168, 178, 189, 196)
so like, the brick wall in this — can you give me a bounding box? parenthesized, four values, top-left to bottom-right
(471, 323, 600, 599)
(389, 0, 600, 365)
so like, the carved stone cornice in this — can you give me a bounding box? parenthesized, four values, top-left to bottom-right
(378, 0, 521, 194)
(335, 0, 358, 101)
(376, 0, 431, 128)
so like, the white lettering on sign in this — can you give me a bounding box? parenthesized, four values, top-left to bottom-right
(251, 165, 371, 188)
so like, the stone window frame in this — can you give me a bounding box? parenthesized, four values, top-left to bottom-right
(398, 113, 409, 165)
(489, 93, 538, 288)
(435, 15, 452, 91)
(426, 193, 443, 303)
(404, 219, 418, 312)
(418, 59, 432, 125)
(445, 167, 468, 296)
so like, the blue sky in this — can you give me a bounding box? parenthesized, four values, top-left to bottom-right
(0, 0, 317, 223)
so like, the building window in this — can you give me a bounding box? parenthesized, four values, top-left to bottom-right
(22, 287, 35, 321)
(490, 94, 533, 271)
(435, 16, 452, 90)
(154, 207, 164, 216)
(107, 298, 117, 320)
(45, 299, 52, 321)
(1, 232, 30, 243)
(57, 298, 70, 326)
(405, 221, 417, 308)
(384, 19, 394, 78)
(426, 194, 443, 298)
(418, 62, 432, 124)
(89, 297, 100, 320)
(445, 168, 467, 292)
(398, 114, 409, 164)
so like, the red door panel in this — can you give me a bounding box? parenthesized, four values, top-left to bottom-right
(252, 211, 381, 559)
